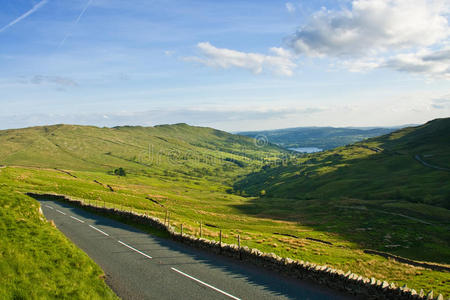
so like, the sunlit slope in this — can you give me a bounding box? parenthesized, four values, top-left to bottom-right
(235, 118, 450, 208)
(0, 186, 117, 299)
(0, 123, 284, 180)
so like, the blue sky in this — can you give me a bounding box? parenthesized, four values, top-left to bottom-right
(1, 0, 449, 131)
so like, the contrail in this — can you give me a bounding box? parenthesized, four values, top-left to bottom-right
(58, 0, 93, 48)
(0, 0, 48, 33)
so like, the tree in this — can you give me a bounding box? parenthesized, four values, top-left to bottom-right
(114, 167, 126, 176)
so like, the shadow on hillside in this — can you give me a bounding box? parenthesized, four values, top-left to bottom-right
(231, 121, 450, 263)
(231, 194, 450, 264)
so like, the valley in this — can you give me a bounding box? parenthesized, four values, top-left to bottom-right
(0, 119, 449, 296)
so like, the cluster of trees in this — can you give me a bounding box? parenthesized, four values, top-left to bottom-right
(114, 167, 126, 176)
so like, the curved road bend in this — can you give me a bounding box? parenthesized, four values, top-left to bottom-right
(39, 199, 353, 300)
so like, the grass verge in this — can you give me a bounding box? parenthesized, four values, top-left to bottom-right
(0, 186, 117, 299)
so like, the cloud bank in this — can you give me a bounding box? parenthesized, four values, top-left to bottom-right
(187, 1, 450, 78)
(289, 0, 449, 57)
(289, 0, 450, 77)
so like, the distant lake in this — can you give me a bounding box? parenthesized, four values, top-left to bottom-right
(288, 147, 323, 153)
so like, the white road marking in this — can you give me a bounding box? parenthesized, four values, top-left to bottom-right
(45, 205, 54, 209)
(56, 209, 66, 215)
(171, 267, 241, 300)
(118, 241, 152, 259)
(89, 225, 109, 236)
(70, 215, 85, 223)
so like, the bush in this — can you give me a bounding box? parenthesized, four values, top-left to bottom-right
(114, 167, 126, 176)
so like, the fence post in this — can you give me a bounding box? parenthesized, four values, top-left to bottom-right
(167, 212, 170, 227)
(164, 209, 168, 226)
(181, 223, 183, 236)
(200, 222, 202, 237)
(219, 229, 222, 253)
(103, 199, 105, 208)
(238, 235, 241, 260)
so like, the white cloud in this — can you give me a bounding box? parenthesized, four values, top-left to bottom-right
(0, 0, 48, 33)
(383, 47, 450, 78)
(289, 0, 450, 57)
(286, 2, 296, 13)
(431, 96, 450, 109)
(285, 0, 450, 78)
(186, 42, 297, 76)
(164, 50, 175, 56)
(30, 75, 78, 87)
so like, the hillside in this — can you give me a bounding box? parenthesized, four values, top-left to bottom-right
(1, 121, 449, 296)
(0, 123, 284, 182)
(238, 126, 399, 150)
(235, 118, 450, 209)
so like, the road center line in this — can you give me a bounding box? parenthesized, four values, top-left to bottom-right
(89, 225, 110, 236)
(118, 241, 152, 259)
(56, 209, 66, 215)
(45, 205, 54, 209)
(170, 267, 241, 300)
(70, 215, 85, 223)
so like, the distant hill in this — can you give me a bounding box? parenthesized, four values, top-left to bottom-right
(238, 126, 402, 150)
(235, 118, 450, 209)
(0, 123, 284, 181)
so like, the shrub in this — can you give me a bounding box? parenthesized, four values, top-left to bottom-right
(114, 167, 126, 176)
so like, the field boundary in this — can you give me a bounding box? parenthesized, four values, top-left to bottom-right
(28, 192, 445, 300)
(363, 250, 450, 273)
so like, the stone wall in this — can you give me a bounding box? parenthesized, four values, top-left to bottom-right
(363, 249, 450, 273)
(28, 193, 446, 300)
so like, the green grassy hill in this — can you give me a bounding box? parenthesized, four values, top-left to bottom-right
(1, 121, 449, 296)
(235, 118, 450, 209)
(0, 123, 284, 181)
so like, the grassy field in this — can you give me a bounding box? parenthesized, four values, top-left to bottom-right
(0, 121, 449, 296)
(0, 184, 117, 299)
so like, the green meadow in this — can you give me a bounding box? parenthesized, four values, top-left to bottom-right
(0, 120, 449, 296)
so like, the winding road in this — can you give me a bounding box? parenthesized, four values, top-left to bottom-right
(414, 154, 450, 171)
(39, 199, 352, 300)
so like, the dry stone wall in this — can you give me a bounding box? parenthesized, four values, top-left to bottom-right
(28, 193, 446, 300)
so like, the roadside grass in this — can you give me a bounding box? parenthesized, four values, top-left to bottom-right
(2, 166, 449, 296)
(0, 185, 117, 300)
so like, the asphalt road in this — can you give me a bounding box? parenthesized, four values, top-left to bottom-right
(39, 199, 353, 300)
